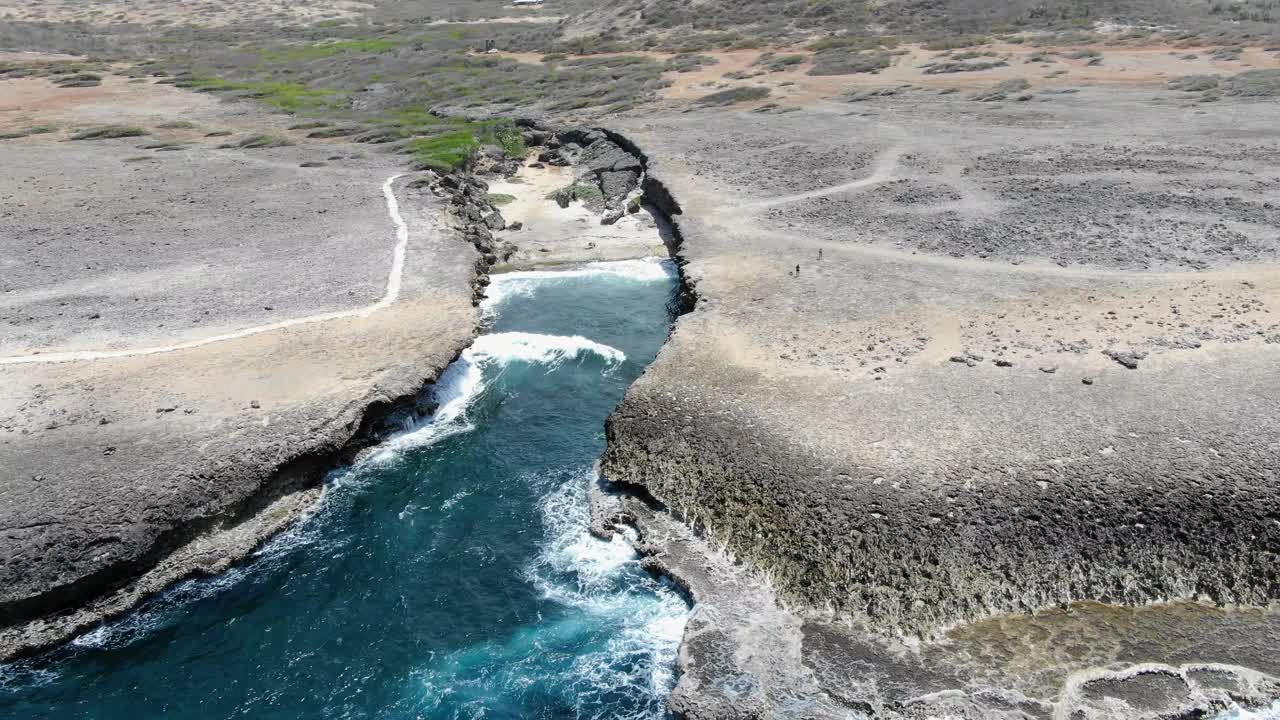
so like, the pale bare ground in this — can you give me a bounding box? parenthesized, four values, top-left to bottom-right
(0, 60, 481, 657)
(485, 160, 667, 269)
(0, 69, 327, 144)
(0, 0, 372, 27)
(502, 41, 1280, 109)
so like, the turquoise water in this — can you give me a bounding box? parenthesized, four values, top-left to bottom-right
(1, 259, 688, 720)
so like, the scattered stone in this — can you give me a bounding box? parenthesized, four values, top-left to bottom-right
(1082, 376, 1095, 385)
(483, 210, 506, 231)
(994, 359, 1014, 367)
(949, 351, 985, 367)
(1039, 366, 1057, 373)
(1103, 349, 1148, 369)
(601, 205, 625, 225)
(249, 400, 261, 409)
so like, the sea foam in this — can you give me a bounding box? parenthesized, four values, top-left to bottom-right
(483, 258, 676, 310)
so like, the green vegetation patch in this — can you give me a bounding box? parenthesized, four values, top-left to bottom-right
(487, 193, 516, 206)
(403, 119, 525, 171)
(156, 120, 196, 129)
(71, 125, 148, 140)
(257, 38, 403, 64)
(406, 129, 480, 170)
(179, 77, 343, 113)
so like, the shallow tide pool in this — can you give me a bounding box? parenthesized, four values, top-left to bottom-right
(1, 258, 688, 720)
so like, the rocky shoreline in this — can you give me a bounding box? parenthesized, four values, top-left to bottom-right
(0, 121, 673, 665)
(0, 173, 476, 662)
(594, 101, 1280, 718)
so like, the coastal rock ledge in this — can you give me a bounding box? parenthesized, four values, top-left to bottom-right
(598, 100, 1280, 719)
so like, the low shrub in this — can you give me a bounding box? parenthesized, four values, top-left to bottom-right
(1168, 74, 1221, 92)
(971, 78, 1030, 101)
(808, 50, 891, 75)
(236, 133, 294, 149)
(71, 125, 148, 140)
(307, 126, 362, 138)
(1223, 68, 1280, 96)
(695, 85, 770, 105)
(922, 35, 989, 51)
(923, 60, 1008, 74)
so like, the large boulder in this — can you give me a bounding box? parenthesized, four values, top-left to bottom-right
(599, 169, 640, 202)
(558, 127, 605, 147)
(579, 139, 641, 176)
(483, 210, 506, 231)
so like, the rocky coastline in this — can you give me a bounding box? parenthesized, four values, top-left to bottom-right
(0, 120, 673, 665)
(594, 104, 1280, 718)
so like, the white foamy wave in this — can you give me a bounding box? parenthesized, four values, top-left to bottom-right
(523, 470, 690, 711)
(483, 258, 676, 310)
(0, 661, 59, 692)
(371, 333, 622, 463)
(1216, 701, 1280, 719)
(68, 566, 250, 652)
(467, 332, 626, 369)
(369, 353, 485, 461)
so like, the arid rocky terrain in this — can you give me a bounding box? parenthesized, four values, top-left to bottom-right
(602, 74, 1280, 719)
(0, 62, 479, 657)
(3, 0, 1280, 717)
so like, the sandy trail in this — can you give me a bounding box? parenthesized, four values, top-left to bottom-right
(739, 146, 903, 208)
(0, 173, 411, 365)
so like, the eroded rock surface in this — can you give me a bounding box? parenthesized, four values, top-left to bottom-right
(601, 87, 1280, 716)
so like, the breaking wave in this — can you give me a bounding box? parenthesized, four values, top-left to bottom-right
(469, 331, 626, 368)
(527, 473, 689, 706)
(1218, 701, 1280, 719)
(372, 332, 624, 462)
(484, 258, 677, 309)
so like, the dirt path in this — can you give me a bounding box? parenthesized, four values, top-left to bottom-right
(0, 173, 411, 365)
(740, 145, 903, 207)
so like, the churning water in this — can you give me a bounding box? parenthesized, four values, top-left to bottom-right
(1, 258, 688, 720)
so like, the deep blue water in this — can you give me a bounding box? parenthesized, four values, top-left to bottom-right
(1, 259, 688, 720)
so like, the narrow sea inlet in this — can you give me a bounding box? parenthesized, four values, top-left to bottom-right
(1, 259, 688, 719)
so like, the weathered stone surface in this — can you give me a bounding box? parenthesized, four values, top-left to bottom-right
(0, 125, 479, 659)
(601, 89, 1280, 715)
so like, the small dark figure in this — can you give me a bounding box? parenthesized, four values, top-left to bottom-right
(795, 264, 800, 275)
(818, 249, 823, 260)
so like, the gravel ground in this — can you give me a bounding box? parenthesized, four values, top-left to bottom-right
(0, 74, 480, 659)
(602, 86, 1280, 718)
